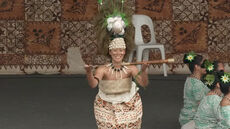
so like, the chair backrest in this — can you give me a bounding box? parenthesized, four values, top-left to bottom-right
(132, 14, 157, 45)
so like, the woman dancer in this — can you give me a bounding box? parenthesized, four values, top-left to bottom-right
(85, 0, 149, 128)
(179, 52, 209, 128)
(194, 60, 224, 129)
(85, 37, 148, 128)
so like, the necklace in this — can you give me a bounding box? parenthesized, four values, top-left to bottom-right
(106, 63, 129, 79)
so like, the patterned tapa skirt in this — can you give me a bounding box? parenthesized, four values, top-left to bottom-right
(94, 93, 143, 129)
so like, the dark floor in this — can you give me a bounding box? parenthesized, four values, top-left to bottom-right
(0, 74, 186, 129)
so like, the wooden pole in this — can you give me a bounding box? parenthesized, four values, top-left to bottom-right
(121, 58, 175, 66)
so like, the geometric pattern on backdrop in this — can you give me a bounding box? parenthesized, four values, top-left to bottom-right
(0, 0, 230, 73)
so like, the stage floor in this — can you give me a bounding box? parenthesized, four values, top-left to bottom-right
(0, 74, 186, 129)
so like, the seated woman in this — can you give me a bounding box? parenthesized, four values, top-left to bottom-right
(194, 61, 224, 129)
(179, 52, 209, 128)
(217, 71, 230, 128)
(213, 60, 225, 72)
(194, 60, 223, 129)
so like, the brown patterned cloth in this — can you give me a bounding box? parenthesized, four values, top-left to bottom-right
(135, 0, 230, 72)
(1, 0, 230, 73)
(62, 0, 98, 21)
(0, 0, 24, 20)
(209, 0, 230, 20)
(94, 93, 143, 129)
(172, 21, 207, 53)
(26, 22, 61, 54)
(136, 0, 172, 20)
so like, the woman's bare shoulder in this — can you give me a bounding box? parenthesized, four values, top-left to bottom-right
(220, 98, 230, 106)
(96, 65, 108, 71)
(94, 65, 109, 78)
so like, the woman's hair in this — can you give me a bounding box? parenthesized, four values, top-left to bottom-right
(183, 54, 203, 73)
(204, 60, 222, 74)
(213, 61, 219, 72)
(218, 71, 230, 95)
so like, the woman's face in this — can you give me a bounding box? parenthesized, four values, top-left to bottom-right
(197, 59, 207, 75)
(218, 63, 225, 72)
(216, 83, 220, 88)
(109, 48, 125, 63)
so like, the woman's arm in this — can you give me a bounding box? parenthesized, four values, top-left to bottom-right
(193, 81, 209, 103)
(84, 65, 104, 88)
(131, 64, 149, 87)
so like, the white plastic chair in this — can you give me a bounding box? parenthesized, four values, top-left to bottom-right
(129, 14, 167, 76)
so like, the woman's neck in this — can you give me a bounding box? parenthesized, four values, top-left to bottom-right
(209, 87, 222, 96)
(225, 93, 230, 99)
(190, 71, 201, 80)
(112, 61, 122, 67)
(222, 93, 230, 106)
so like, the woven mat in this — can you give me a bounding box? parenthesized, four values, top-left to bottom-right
(0, 0, 230, 74)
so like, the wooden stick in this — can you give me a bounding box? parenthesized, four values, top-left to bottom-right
(121, 58, 175, 66)
(89, 58, 175, 68)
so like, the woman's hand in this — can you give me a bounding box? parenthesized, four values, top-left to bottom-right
(141, 63, 150, 72)
(84, 64, 93, 73)
(84, 64, 98, 88)
(131, 64, 149, 87)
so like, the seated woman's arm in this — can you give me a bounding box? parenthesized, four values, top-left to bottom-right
(192, 81, 209, 104)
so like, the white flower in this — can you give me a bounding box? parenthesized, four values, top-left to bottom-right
(221, 74, 230, 83)
(107, 16, 126, 35)
(207, 65, 214, 71)
(205, 81, 212, 86)
(186, 55, 194, 61)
